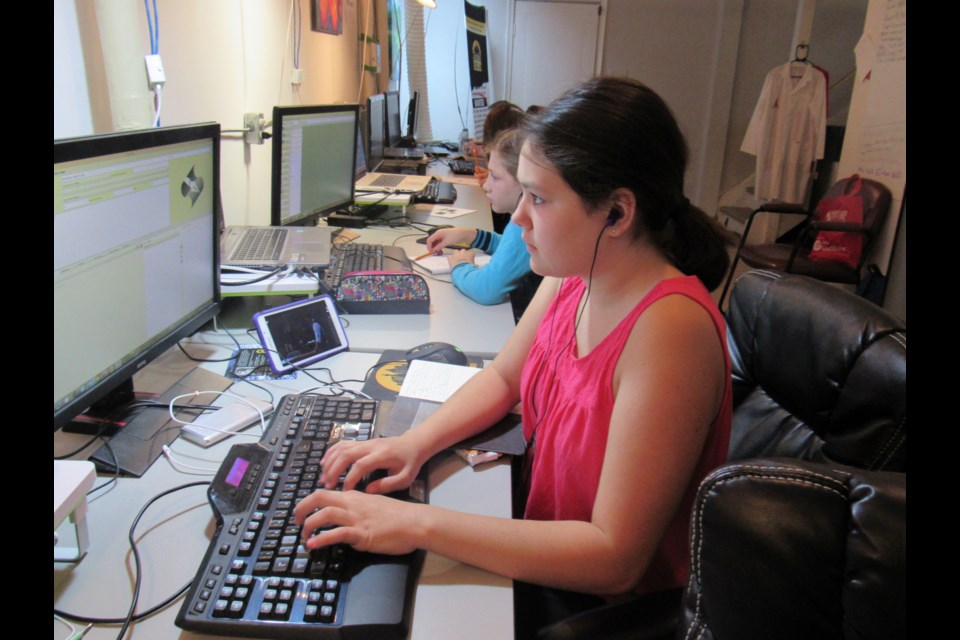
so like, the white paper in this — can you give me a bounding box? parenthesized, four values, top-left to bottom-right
(426, 205, 477, 219)
(416, 252, 492, 275)
(398, 359, 481, 402)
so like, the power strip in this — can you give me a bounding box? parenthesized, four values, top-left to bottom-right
(181, 397, 275, 447)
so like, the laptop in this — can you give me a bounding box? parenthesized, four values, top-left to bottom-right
(354, 126, 432, 193)
(220, 225, 333, 268)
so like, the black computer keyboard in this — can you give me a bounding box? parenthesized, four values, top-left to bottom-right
(448, 159, 475, 175)
(323, 243, 386, 290)
(176, 393, 424, 639)
(412, 179, 457, 205)
(321, 243, 427, 314)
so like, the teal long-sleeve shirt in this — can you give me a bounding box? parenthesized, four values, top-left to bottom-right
(449, 221, 532, 305)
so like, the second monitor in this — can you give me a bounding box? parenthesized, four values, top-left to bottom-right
(271, 104, 359, 226)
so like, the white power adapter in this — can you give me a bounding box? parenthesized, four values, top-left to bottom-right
(144, 54, 166, 89)
(180, 397, 274, 447)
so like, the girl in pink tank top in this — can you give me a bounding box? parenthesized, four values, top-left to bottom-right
(294, 77, 734, 638)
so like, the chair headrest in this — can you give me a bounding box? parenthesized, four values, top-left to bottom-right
(726, 270, 906, 470)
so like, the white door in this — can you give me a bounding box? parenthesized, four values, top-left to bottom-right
(508, 1, 602, 109)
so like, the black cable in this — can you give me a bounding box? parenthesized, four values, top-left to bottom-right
(116, 481, 211, 638)
(53, 581, 192, 625)
(528, 224, 606, 435)
(178, 334, 236, 363)
(88, 438, 121, 497)
(54, 401, 217, 461)
(56, 482, 208, 631)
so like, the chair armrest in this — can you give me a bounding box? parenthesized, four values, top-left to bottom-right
(756, 202, 808, 215)
(537, 587, 682, 640)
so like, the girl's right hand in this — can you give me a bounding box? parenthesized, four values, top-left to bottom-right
(319, 435, 427, 494)
(425, 227, 476, 253)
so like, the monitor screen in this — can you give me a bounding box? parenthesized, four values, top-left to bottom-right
(366, 94, 385, 166)
(271, 104, 359, 226)
(406, 90, 420, 140)
(355, 124, 368, 176)
(385, 91, 402, 147)
(54, 124, 221, 431)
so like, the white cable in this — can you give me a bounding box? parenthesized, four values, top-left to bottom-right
(281, 0, 294, 103)
(152, 85, 163, 128)
(161, 445, 219, 474)
(167, 390, 269, 435)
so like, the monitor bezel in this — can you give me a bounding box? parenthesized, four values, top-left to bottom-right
(270, 104, 360, 226)
(53, 123, 222, 432)
(406, 90, 420, 140)
(384, 91, 402, 148)
(365, 94, 386, 167)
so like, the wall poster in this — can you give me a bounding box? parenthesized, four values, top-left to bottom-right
(465, 1, 490, 138)
(312, 0, 343, 35)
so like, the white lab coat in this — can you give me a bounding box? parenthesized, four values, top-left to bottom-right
(741, 62, 827, 204)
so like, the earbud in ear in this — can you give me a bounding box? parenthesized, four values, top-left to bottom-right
(606, 207, 623, 227)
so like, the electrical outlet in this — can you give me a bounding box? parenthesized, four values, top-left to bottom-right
(244, 113, 265, 145)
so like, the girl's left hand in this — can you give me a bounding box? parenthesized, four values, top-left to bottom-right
(447, 249, 476, 268)
(294, 489, 425, 555)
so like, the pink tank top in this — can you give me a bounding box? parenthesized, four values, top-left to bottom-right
(519, 275, 732, 594)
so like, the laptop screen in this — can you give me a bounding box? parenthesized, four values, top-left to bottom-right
(271, 104, 359, 226)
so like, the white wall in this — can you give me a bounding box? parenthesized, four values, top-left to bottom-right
(720, 0, 867, 199)
(601, 0, 742, 212)
(422, 0, 512, 141)
(54, 0, 94, 138)
(53, 0, 360, 226)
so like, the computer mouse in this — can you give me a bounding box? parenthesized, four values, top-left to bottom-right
(404, 342, 468, 366)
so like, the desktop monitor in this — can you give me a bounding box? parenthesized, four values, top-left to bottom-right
(406, 90, 420, 140)
(355, 122, 368, 176)
(366, 94, 386, 166)
(270, 104, 359, 226)
(54, 123, 222, 432)
(385, 90, 402, 147)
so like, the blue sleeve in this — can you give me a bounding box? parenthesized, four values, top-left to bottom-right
(450, 222, 531, 305)
(471, 229, 503, 254)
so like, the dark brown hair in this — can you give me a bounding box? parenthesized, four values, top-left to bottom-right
(483, 101, 526, 143)
(487, 127, 526, 178)
(525, 77, 731, 290)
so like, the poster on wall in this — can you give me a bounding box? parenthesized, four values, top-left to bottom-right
(465, 2, 490, 139)
(312, 0, 343, 35)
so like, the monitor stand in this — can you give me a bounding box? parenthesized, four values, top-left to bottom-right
(88, 367, 233, 478)
(61, 380, 136, 436)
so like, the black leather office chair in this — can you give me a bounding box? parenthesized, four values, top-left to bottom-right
(680, 458, 905, 640)
(538, 270, 906, 639)
(718, 175, 893, 308)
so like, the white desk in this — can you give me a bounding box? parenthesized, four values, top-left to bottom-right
(219, 179, 516, 359)
(53, 341, 515, 640)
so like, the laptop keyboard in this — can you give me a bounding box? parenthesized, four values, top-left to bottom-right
(231, 228, 287, 262)
(371, 174, 405, 188)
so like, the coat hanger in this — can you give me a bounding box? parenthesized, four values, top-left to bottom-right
(790, 44, 811, 78)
